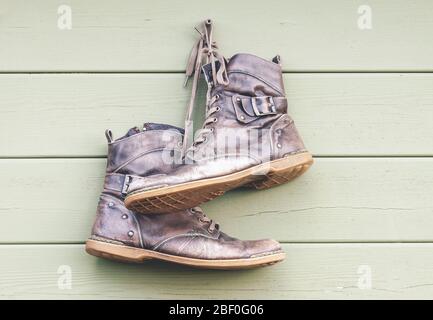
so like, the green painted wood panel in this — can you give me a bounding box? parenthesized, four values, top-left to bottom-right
(1, 73, 433, 157)
(2, 0, 433, 71)
(1, 158, 432, 243)
(1, 243, 433, 299)
(1, 0, 432, 300)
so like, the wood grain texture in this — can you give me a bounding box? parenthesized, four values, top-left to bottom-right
(1, 158, 432, 243)
(1, 243, 433, 299)
(1, 73, 433, 157)
(2, 0, 433, 72)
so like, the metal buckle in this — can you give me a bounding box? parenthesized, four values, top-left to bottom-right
(121, 175, 133, 196)
(251, 96, 277, 116)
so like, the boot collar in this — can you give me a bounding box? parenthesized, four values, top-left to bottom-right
(225, 53, 285, 95)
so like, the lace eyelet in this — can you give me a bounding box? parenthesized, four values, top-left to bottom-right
(215, 106, 221, 112)
(213, 118, 218, 123)
(210, 128, 214, 132)
(215, 94, 220, 100)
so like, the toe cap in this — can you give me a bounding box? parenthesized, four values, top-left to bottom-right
(244, 239, 284, 258)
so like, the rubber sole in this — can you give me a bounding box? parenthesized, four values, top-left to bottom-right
(125, 152, 313, 214)
(85, 239, 285, 270)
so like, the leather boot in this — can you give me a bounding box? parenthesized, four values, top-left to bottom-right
(124, 19, 313, 214)
(85, 123, 285, 269)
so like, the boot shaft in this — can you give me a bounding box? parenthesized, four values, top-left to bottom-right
(103, 123, 183, 199)
(211, 53, 286, 97)
(91, 123, 184, 246)
(189, 53, 305, 163)
(181, 20, 306, 163)
(105, 123, 183, 177)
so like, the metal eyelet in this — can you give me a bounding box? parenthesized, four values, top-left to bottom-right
(122, 214, 128, 219)
(236, 97, 241, 102)
(213, 118, 218, 123)
(108, 202, 114, 208)
(215, 94, 220, 100)
(277, 143, 282, 148)
(239, 115, 245, 120)
(215, 106, 221, 112)
(210, 128, 214, 132)
(127, 230, 134, 237)
(276, 129, 282, 135)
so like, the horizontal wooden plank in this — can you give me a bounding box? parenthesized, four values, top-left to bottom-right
(2, 0, 433, 71)
(1, 158, 432, 243)
(1, 243, 432, 299)
(1, 73, 433, 157)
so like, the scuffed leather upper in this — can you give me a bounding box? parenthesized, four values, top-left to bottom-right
(90, 123, 282, 260)
(223, 53, 286, 96)
(126, 53, 307, 194)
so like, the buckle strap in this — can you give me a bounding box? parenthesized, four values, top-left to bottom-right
(104, 173, 134, 197)
(233, 95, 287, 123)
(250, 96, 277, 116)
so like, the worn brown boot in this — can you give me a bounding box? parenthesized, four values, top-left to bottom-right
(85, 123, 285, 269)
(124, 19, 313, 214)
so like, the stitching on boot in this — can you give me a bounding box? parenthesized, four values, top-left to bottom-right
(250, 249, 283, 258)
(227, 70, 284, 95)
(129, 213, 144, 249)
(113, 147, 177, 173)
(152, 233, 217, 251)
(90, 235, 125, 245)
(283, 150, 308, 157)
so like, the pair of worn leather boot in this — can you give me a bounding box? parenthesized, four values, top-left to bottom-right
(86, 19, 312, 269)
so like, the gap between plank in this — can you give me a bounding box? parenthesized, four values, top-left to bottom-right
(1, 71, 433, 75)
(1, 155, 433, 160)
(2, 241, 433, 246)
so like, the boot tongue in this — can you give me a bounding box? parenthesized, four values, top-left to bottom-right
(143, 122, 184, 134)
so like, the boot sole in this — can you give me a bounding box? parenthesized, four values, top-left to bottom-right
(85, 239, 285, 270)
(125, 152, 313, 214)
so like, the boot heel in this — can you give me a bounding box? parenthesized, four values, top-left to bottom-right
(85, 239, 153, 264)
(247, 152, 313, 190)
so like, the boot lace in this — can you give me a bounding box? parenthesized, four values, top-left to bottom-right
(190, 207, 218, 234)
(182, 19, 229, 158)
